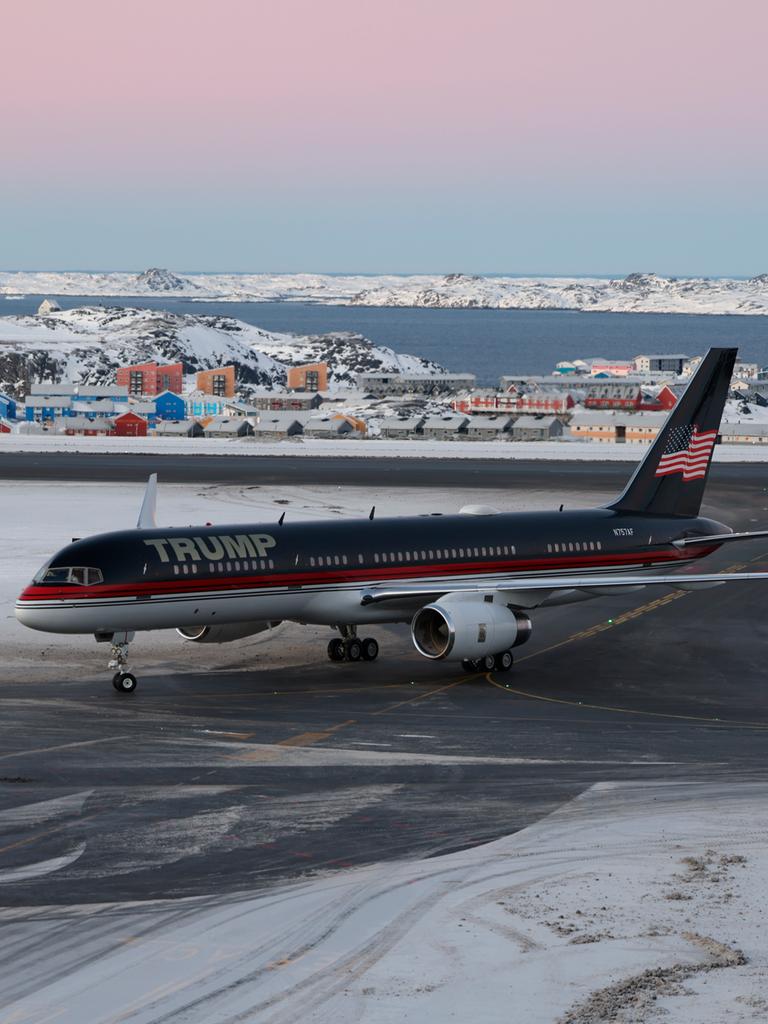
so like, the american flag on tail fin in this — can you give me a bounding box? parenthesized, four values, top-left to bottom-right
(654, 424, 718, 481)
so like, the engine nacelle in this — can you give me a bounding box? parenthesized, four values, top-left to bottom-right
(176, 621, 280, 644)
(411, 593, 531, 661)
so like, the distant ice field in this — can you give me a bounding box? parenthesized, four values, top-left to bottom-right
(3, 295, 767, 381)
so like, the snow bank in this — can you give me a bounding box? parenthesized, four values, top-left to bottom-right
(2, 780, 766, 1022)
(3, 432, 768, 461)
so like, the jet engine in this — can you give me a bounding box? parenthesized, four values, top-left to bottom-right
(176, 621, 281, 644)
(411, 593, 531, 660)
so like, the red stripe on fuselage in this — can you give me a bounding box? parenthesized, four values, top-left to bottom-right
(17, 545, 718, 603)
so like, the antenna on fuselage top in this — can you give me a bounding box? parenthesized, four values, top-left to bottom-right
(369, 506, 375, 521)
(278, 511, 286, 526)
(137, 473, 158, 529)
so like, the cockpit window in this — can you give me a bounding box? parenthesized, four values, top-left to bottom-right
(39, 567, 71, 584)
(37, 567, 104, 585)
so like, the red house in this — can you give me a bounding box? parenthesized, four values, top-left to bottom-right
(113, 411, 148, 437)
(116, 361, 184, 397)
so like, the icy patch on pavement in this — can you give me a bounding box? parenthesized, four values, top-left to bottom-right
(0, 842, 86, 883)
(0, 789, 92, 826)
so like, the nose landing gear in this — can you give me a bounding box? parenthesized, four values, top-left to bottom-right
(104, 632, 138, 693)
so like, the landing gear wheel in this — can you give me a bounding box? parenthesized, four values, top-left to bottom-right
(480, 654, 496, 672)
(494, 650, 514, 672)
(328, 638, 346, 662)
(113, 672, 137, 694)
(345, 639, 363, 662)
(361, 637, 379, 661)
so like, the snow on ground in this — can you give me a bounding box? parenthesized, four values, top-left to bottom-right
(4, 432, 768, 460)
(2, 269, 768, 315)
(2, 779, 767, 1023)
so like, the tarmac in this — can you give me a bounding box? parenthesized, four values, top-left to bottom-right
(2, 455, 768, 912)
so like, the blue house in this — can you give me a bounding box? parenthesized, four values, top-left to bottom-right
(25, 396, 74, 422)
(0, 392, 17, 420)
(154, 391, 187, 421)
(185, 392, 226, 418)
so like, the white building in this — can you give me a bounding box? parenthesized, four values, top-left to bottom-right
(37, 298, 61, 315)
(720, 423, 768, 444)
(634, 354, 689, 375)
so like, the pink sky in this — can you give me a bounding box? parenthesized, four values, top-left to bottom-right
(3, 0, 766, 189)
(1, 1, 765, 271)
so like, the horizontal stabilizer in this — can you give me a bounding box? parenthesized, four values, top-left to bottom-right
(360, 571, 768, 605)
(673, 530, 768, 549)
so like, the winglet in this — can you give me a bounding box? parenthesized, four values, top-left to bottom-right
(137, 473, 158, 529)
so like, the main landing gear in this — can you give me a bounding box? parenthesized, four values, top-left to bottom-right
(327, 626, 379, 663)
(462, 649, 515, 673)
(105, 632, 138, 693)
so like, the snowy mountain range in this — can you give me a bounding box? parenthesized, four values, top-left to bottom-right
(1, 269, 768, 315)
(0, 306, 444, 398)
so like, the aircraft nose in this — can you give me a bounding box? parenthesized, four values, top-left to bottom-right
(15, 586, 51, 632)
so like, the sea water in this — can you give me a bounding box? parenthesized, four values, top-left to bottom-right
(2, 295, 767, 384)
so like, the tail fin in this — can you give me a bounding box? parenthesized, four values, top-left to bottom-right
(608, 347, 736, 517)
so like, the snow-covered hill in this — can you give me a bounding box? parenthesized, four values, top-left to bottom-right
(0, 306, 444, 398)
(1, 269, 768, 315)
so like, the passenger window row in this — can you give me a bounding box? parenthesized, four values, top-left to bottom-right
(173, 559, 275, 576)
(309, 554, 350, 567)
(547, 541, 602, 553)
(372, 545, 513, 564)
(305, 545, 516, 566)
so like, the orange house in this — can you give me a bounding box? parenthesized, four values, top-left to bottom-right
(117, 361, 183, 397)
(287, 362, 328, 392)
(196, 365, 236, 397)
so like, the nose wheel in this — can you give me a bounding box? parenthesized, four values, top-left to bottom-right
(106, 633, 137, 693)
(112, 672, 137, 693)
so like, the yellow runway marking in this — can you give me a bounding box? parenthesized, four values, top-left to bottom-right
(515, 592, 686, 664)
(225, 719, 357, 761)
(0, 811, 103, 857)
(515, 554, 761, 666)
(278, 720, 356, 747)
(0, 735, 131, 762)
(489, 549, 768, 729)
(486, 676, 768, 728)
(180, 683, 408, 701)
(372, 676, 474, 716)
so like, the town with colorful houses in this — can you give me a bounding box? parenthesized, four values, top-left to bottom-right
(2, 350, 768, 446)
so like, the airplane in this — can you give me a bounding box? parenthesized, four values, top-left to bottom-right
(15, 346, 768, 694)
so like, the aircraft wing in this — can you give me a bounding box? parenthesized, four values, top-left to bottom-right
(359, 571, 768, 607)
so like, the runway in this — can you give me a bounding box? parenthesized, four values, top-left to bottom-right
(2, 458, 768, 915)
